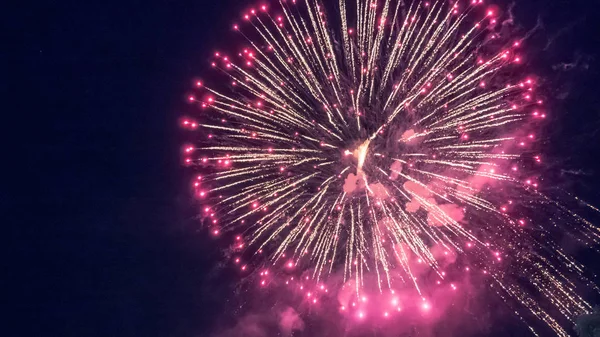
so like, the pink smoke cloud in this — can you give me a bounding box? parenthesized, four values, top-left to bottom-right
(400, 129, 416, 142)
(457, 164, 501, 196)
(405, 200, 421, 213)
(427, 204, 465, 227)
(343, 172, 366, 194)
(403, 181, 433, 213)
(430, 243, 458, 265)
(389, 160, 403, 181)
(403, 181, 432, 199)
(337, 279, 357, 308)
(368, 182, 389, 199)
(278, 307, 304, 336)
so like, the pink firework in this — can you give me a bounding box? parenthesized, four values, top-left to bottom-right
(181, 0, 600, 335)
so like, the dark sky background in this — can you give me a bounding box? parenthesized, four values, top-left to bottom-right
(7, 0, 600, 336)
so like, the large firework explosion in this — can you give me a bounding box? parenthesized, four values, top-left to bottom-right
(181, 0, 600, 335)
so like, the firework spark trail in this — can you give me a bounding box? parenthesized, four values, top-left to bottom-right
(182, 0, 600, 335)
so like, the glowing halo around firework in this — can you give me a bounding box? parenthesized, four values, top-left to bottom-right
(181, 0, 600, 335)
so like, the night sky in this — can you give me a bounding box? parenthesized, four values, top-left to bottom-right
(7, 0, 600, 336)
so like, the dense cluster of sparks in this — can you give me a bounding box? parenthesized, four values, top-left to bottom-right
(181, 0, 600, 335)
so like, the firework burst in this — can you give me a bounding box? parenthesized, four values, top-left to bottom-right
(181, 0, 600, 335)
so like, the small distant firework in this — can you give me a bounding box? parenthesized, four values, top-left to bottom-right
(181, 0, 600, 335)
